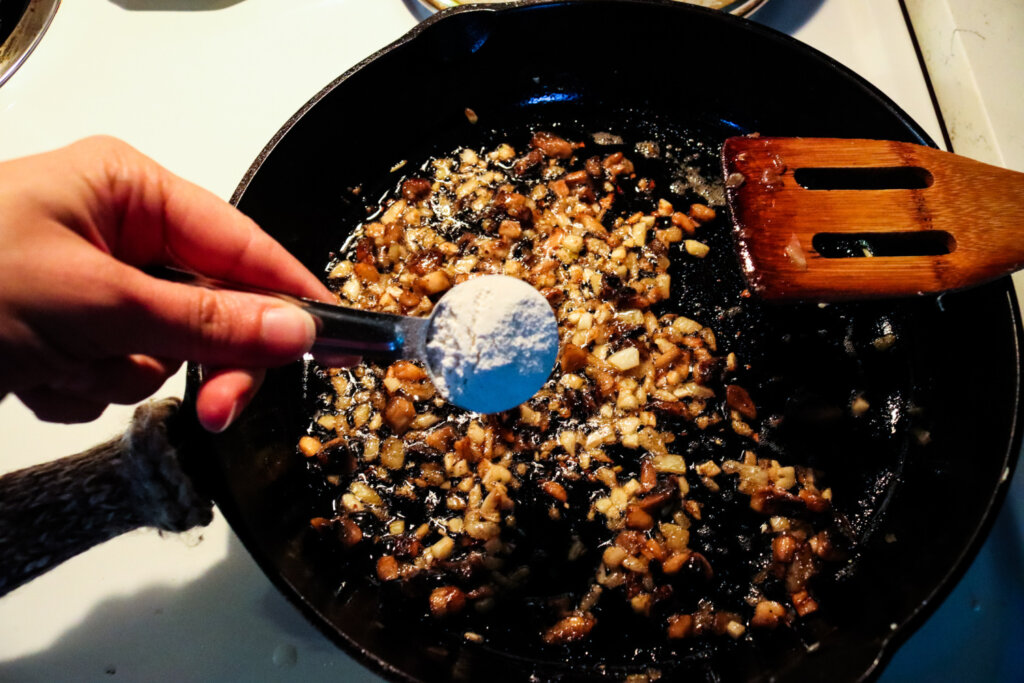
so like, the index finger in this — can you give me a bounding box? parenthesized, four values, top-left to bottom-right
(72, 136, 336, 303)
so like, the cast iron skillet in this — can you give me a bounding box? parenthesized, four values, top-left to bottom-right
(182, 1, 1023, 680)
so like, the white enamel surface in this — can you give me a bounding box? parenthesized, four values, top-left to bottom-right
(0, 1, 1011, 680)
(904, 0, 1024, 170)
(903, 0, 1024, 388)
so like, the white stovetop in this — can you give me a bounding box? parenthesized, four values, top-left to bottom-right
(0, 1, 1016, 681)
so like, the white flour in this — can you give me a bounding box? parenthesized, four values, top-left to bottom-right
(425, 275, 559, 414)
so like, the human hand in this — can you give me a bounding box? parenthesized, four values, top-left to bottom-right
(0, 136, 340, 432)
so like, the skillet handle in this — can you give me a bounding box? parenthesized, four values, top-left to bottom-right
(0, 398, 212, 597)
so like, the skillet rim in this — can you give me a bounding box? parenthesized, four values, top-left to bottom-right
(230, 0, 936, 207)
(858, 287, 1022, 681)
(209, 1, 1024, 681)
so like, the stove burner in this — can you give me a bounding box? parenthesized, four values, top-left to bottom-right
(0, 0, 59, 88)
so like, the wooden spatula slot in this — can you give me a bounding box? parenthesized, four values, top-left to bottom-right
(794, 166, 933, 190)
(811, 231, 955, 258)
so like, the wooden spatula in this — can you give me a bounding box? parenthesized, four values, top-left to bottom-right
(721, 136, 1024, 301)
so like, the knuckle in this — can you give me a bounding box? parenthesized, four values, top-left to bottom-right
(186, 290, 253, 357)
(191, 289, 230, 346)
(78, 133, 118, 147)
(73, 135, 136, 165)
(71, 136, 154, 204)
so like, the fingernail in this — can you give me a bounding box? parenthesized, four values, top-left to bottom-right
(204, 400, 238, 434)
(260, 307, 316, 355)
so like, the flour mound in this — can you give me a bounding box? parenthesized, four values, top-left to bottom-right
(426, 276, 558, 414)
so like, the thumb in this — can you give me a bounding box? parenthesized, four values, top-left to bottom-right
(108, 268, 317, 367)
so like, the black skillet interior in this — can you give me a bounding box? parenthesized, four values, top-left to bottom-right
(184, 1, 1022, 681)
(0, 0, 29, 46)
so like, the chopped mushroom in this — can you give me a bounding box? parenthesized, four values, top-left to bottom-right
(303, 132, 840, 646)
